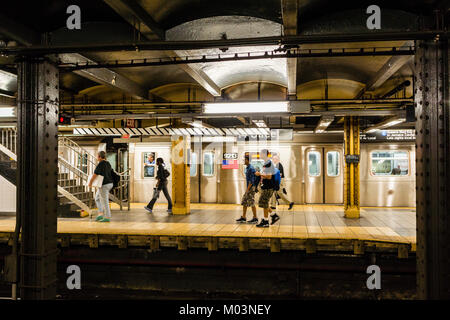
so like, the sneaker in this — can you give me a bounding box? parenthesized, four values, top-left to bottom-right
(236, 217, 246, 223)
(167, 209, 173, 214)
(247, 217, 258, 224)
(271, 213, 280, 225)
(95, 215, 104, 221)
(256, 219, 269, 228)
(288, 202, 294, 210)
(144, 206, 152, 214)
(98, 217, 110, 222)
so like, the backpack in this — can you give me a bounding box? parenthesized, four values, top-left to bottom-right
(111, 169, 120, 188)
(273, 168, 281, 191)
(163, 168, 170, 179)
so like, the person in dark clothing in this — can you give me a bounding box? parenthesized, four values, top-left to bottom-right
(144, 157, 173, 214)
(255, 149, 279, 228)
(88, 151, 114, 222)
(270, 154, 294, 211)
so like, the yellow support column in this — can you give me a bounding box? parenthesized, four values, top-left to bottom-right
(171, 135, 191, 215)
(344, 116, 360, 219)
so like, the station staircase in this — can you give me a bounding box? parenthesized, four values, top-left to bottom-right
(0, 128, 130, 217)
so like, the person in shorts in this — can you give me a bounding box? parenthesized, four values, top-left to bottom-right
(236, 155, 260, 224)
(269, 153, 294, 211)
(255, 149, 280, 227)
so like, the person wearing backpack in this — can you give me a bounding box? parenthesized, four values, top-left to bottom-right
(254, 149, 280, 227)
(270, 154, 294, 212)
(88, 151, 114, 222)
(144, 157, 173, 214)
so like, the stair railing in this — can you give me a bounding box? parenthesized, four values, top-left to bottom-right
(110, 168, 131, 211)
(59, 137, 131, 211)
(0, 128, 17, 160)
(58, 137, 97, 177)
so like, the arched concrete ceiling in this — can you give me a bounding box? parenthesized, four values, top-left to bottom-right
(223, 82, 287, 101)
(297, 79, 364, 99)
(166, 16, 286, 89)
(139, 0, 282, 29)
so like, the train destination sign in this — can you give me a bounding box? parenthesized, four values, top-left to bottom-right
(360, 130, 415, 142)
(223, 153, 238, 160)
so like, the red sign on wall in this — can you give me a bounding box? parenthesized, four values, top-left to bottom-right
(126, 119, 136, 128)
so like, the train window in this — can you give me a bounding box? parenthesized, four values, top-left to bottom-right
(250, 159, 265, 172)
(190, 152, 197, 177)
(308, 151, 321, 177)
(203, 152, 215, 176)
(78, 153, 88, 174)
(241, 153, 265, 176)
(327, 151, 340, 177)
(371, 151, 409, 176)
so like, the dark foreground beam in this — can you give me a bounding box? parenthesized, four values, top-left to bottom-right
(1, 31, 446, 56)
(16, 57, 59, 299)
(415, 39, 450, 299)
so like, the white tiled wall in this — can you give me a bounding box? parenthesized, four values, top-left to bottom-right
(0, 175, 15, 212)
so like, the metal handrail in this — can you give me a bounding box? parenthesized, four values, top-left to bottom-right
(1, 131, 130, 213)
(0, 128, 17, 155)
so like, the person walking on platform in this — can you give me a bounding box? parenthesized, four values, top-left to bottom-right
(236, 155, 260, 224)
(88, 151, 114, 223)
(255, 149, 280, 227)
(270, 154, 294, 211)
(144, 157, 173, 214)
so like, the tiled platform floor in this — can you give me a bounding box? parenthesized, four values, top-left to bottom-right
(0, 203, 416, 245)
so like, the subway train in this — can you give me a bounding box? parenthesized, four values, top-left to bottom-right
(75, 131, 415, 208)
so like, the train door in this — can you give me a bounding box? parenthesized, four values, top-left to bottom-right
(117, 148, 128, 173)
(305, 146, 343, 204)
(200, 147, 220, 203)
(189, 150, 200, 203)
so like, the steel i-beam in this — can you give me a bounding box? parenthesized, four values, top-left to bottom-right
(343, 116, 360, 219)
(415, 39, 450, 299)
(17, 58, 59, 299)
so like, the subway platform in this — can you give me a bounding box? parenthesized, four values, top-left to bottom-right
(0, 204, 416, 257)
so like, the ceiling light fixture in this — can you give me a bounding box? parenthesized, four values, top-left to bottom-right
(0, 107, 15, 118)
(203, 101, 289, 114)
(363, 116, 406, 134)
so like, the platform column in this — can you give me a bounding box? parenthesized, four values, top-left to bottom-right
(343, 116, 360, 219)
(415, 39, 450, 299)
(171, 135, 191, 215)
(16, 57, 59, 299)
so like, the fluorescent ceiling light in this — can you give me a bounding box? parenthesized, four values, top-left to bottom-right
(363, 116, 406, 134)
(314, 115, 334, 134)
(191, 121, 204, 128)
(203, 101, 289, 114)
(252, 120, 267, 128)
(0, 107, 15, 118)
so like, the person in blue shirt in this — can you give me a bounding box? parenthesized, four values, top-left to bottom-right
(236, 155, 260, 224)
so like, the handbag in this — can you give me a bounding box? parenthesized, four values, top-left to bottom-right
(88, 174, 104, 188)
(152, 187, 160, 199)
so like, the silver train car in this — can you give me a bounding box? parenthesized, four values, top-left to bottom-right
(76, 133, 416, 208)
